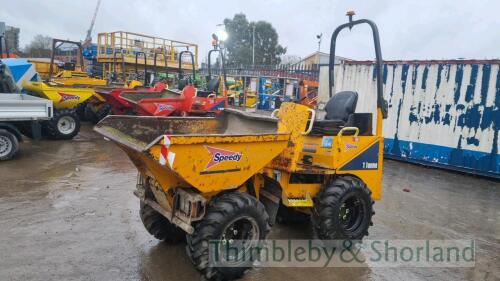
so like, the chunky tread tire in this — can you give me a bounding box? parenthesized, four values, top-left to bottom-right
(0, 129, 19, 160)
(84, 104, 110, 124)
(75, 102, 88, 121)
(139, 202, 185, 243)
(96, 104, 111, 122)
(84, 103, 98, 124)
(186, 192, 270, 281)
(42, 109, 81, 140)
(312, 175, 374, 241)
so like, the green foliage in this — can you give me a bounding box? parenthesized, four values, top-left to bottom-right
(23, 35, 52, 58)
(223, 13, 286, 65)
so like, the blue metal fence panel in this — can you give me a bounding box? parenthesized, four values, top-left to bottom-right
(333, 61, 499, 178)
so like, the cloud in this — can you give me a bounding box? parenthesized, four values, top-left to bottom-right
(1, 0, 499, 60)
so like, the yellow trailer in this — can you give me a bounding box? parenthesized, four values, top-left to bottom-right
(50, 70, 107, 87)
(29, 58, 107, 86)
(28, 58, 58, 80)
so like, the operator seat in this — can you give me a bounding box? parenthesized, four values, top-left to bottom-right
(207, 78, 220, 92)
(324, 91, 358, 122)
(197, 78, 220, 97)
(311, 91, 371, 136)
(178, 78, 188, 90)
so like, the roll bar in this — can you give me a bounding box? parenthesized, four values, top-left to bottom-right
(329, 12, 388, 118)
(48, 39, 85, 82)
(153, 52, 168, 79)
(112, 50, 126, 81)
(178, 50, 196, 82)
(135, 51, 147, 85)
(207, 48, 227, 88)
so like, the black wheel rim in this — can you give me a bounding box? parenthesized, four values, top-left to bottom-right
(217, 216, 260, 266)
(339, 194, 365, 232)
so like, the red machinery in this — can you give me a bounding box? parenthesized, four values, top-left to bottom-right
(98, 46, 228, 117)
(96, 82, 167, 115)
(183, 85, 227, 116)
(120, 84, 227, 117)
(106, 47, 228, 117)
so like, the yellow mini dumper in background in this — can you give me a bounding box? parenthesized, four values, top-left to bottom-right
(23, 39, 106, 139)
(24, 39, 143, 139)
(95, 13, 388, 280)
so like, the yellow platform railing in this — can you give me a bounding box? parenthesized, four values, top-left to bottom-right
(97, 31, 198, 77)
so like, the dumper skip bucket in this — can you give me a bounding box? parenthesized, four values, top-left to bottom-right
(94, 111, 289, 193)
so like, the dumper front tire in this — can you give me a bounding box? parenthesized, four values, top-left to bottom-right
(139, 202, 185, 243)
(84, 103, 111, 124)
(186, 192, 270, 281)
(312, 176, 374, 242)
(43, 109, 80, 140)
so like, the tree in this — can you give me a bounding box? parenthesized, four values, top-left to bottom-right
(223, 13, 286, 66)
(24, 35, 52, 58)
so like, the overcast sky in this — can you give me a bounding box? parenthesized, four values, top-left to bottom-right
(2, 0, 500, 61)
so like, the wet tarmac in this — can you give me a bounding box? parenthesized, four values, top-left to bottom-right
(0, 125, 499, 281)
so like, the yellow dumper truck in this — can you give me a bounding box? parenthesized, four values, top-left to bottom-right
(23, 39, 106, 139)
(95, 13, 388, 280)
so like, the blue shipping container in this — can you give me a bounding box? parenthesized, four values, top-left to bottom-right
(328, 60, 499, 179)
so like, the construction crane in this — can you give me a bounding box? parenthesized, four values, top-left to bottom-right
(83, 0, 101, 47)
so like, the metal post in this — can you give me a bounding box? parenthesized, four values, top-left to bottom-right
(329, 12, 387, 118)
(0, 36, 3, 58)
(135, 51, 147, 85)
(316, 33, 322, 71)
(252, 24, 256, 68)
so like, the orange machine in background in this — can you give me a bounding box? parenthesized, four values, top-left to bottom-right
(298, 79, 319, 108)
(1, 53, 17, 58)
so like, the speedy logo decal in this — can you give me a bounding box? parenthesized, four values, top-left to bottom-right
(340, 142, 379, 171)
(205, 146, 242, 169)
(58, 92, 80, 102)
(154, 103, 175, 114)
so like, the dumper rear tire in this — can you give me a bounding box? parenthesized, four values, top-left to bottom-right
(43, 109, 80, 140)
(186, 192, 270, 281)
(96, 104, 111, 122)
(84, 104, 98, 124)
(312, 176, 374, 242)
(139, 203, 185, 243)
(84, 103, 111, 124)
(75, 102, 88, 122)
